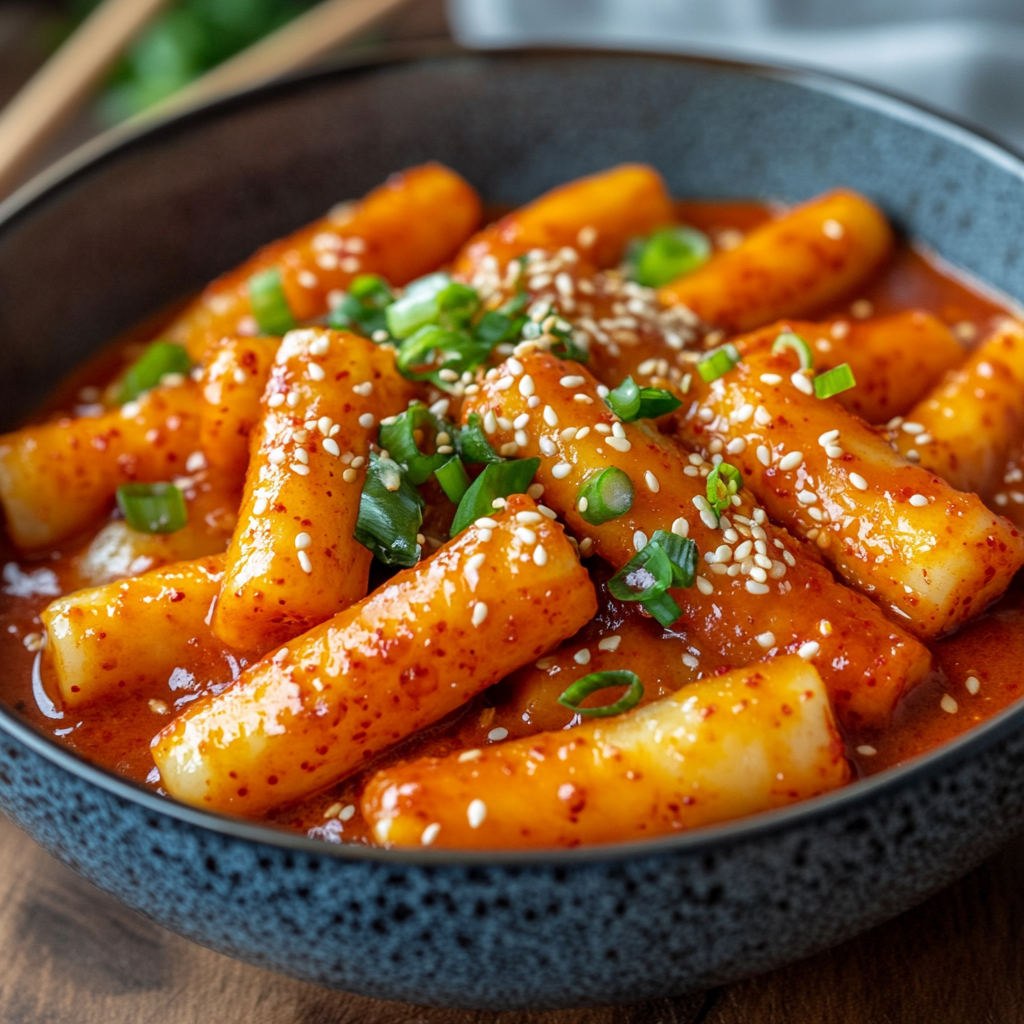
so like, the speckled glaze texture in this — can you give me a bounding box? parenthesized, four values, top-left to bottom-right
(1, 51, 1024, 1010)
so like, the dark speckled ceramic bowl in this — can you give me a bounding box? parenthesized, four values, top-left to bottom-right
(1, 48, 1023, 1011)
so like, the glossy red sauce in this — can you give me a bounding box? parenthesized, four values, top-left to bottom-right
(1, 200, 1021, 846)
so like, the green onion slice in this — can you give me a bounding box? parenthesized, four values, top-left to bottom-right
(577, 467, 634, 525)
(607, 541, 674, 603)
(706, 462, 743, 515)
(814, 362, 857, 399)
(395, 325, 488, 387)
(450, 458, 540, 537)
(649, 530, 698, 588)
(248, 267, 297, 336)
(605, 376, 681, 422)
(328, 274, 393, 338)
(116, 482, 187, 534)
(435, 456, 471, 504)
(119, 341, 191, 403)
(456, 413, 503, 465)
(354, 453, 423, 567)
(627, 226, 712, 288)
(696, 344, 742, 383)
(377, 403, 448, 485)
(386, 274, 480, 339)
(558, 670, 644, 718)
(772, 331, 814, 370)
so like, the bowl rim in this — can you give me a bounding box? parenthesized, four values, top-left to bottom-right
(2, 43, 1024, 868)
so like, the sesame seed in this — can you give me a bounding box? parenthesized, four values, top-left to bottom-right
(734, 540, 753, 559)
(466, 552, 486, 576)
(779, 451, 804, 471)
(607, 437, 632, 452)
(599, 635, 622, 652)
(671, 517, 689, 537)
(475, 517, 499, 528)
(514, 431, 528, 448)
(756, 445, 771, 467)
(472, 603, 488, 627)
(734, 403, 754, 423)
(579, 537, 594, 556)
(542, 405, 559, 427)
(574, 394, 594, 404)
(965, 676, 980, 695)
(633, 530, 648, 551)
(745, 580, 770, 595)
(537, 505, 556, 519)
(287, 391, 300, 407)
(495, 376, 514, 391)
(351, 456, 365, 468)
(797, 490, 817, 505)
(726, 437, 747, 455)
(319, 438, 339, 457)
(760, 373, 783, 385)
(576, 427, 591, 440)
(458, 749, 482, 763)
(297, 551, 313, 574)
(645, 470, 660, 493)
(519, 375, 536, 397)
(294, 448, 309, 465)
(268, 393, 285, 408)
(818, 430, 840, 445)
(500, 442, 520, 457)
(323, 802, 343, 819)
(421, 823, 441, 846)
(696, 577, 714, 595)
(533, 545, 548, 566)
(849, 472, 868, 491)
(506, 357, 524, 376)
(574, 648, 591, 665)
(856, 745, 877, 757)
(826, 445, 844, 458)
(252, 496, 268, 515)
(467, 799, 487, 828)
(560, 375, 585, 388)
(797, 641, 820, 660)
(307, 362, 325, 381)
(295, 532, 311, 549)
(909, 494, 928, 507)
(356, 412, 376, 430)
(791, 373, 814, 395)
(940, 694, 958, 714)
(515, 527, 537, 545)
(901, 421, 924, 434)
(749, 566, 768, 583)
(513, 413, 530, 430)
(754, 405, 772, 426)
(682, 653, 699, 669)
(551, 462, 572, 479)
(342, 468, 358, 482)
(291, 463, 310, 475)
(756, 631, 775, 648)
(819, 619, 833, 636)
(915, 433, 933, 445)
(700, 510, 719, 530)
(822, 218, 844, 239)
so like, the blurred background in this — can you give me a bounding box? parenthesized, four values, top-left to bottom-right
(1, 0, 1023, 196)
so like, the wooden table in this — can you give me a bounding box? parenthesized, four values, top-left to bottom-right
(1, 806, 1022, 1022)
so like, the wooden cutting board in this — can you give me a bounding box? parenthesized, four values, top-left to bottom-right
(0, 810, 1020, 1023)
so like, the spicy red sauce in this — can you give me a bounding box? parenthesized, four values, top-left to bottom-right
(1, 200, 1020, 846)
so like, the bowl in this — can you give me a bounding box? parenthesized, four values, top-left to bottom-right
(1, 47, 1023, 1011)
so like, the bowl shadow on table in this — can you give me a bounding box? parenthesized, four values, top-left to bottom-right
(1, 809, 1022, 1023)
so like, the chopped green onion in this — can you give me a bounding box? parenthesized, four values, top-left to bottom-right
(558, 670, 644, 718)
(772, 331, 814, 370)
(607, 541, 682, 626)
(474, 308, 525, 348)
(706, 462, 743, 515)
(354, 453, 423, 567)
(814, 363, 857, 399)
(386, 274, 480, 339)
(377, 403, 448, 485)
(116, 483, 187, 534)
(435, 457, 471, 504)
(329, 274, 393, 338)
(450, 458, 540, 537)
(456, 413, 503, 465)
(395, 325, 490, 387)
(248, 267, 296, 335)
(605, 376, 681, 422)
(119, 341, 191, 403)
(649, 529, 698, 588)
(697, 344, 742, 383)
(577, 467, 634, 525)
(627, 226, 712, 288)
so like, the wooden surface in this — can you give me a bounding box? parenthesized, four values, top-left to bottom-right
(2, 807, 1024, 1022)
